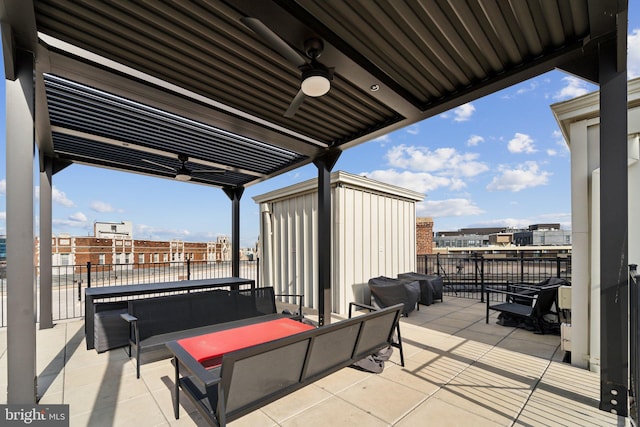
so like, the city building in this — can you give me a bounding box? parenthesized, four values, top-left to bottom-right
(34, 221, 233, 272)
(434, 223, 571, 250)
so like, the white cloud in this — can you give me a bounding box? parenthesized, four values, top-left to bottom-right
(553, 76, 589, 100)
(467, 135, 484, 146)
(52, 186, 75, 207)
(453, 103, 475, 122)
(53, 211, 90, 229)
(362, 169, 454, 193)
(547, 149, 558, 156)
(385, 145, 489, 177)
(417, 198, 485, 218)
(468, 218, 533, 229)
(373, 134, 392, 145)
(629, 28, 640, 79)
(0, 179, 5, 195)
(91, 201, 114, 213)
(406, 125, 419, 135)
(507, 133, 536, 154)
(70, 212, 87, 222)
(486, 161, 551, 192)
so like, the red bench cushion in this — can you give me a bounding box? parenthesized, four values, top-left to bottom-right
(178, 318, 315, 368)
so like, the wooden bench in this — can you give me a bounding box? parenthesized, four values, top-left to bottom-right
(121, 287, 301, 378)
(485, 283, 562, 334)
(166, 303, 404, 426)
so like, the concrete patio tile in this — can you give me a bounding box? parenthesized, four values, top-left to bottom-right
(537, 361, 602, 402)
(444, 310, 485, 322)
(453, 329, 507, 346)
(65, 367, 152, 415)
(395, 396, 505, 427)
(430, 386, 523, 425)
(495, 336, 559, 359)
(478, 346, 550, 376)
(142, 363, 175, 394)
(69, 393, 169, 427)
(447, 364, 533, 399)
(515, 386, 622, 427)
(280, 396, 388, 427)
(149, 381, 205, 425)
(337, 374, 427, 424)
(313, 365, 371, 394)
(407, 351, 471, 387)
(379, 359, 443, 396)
(225, 410, 277, 427)
(510, 328, 561, 345)
(260, 383, 332, 423)
(466, 319, 516, 337)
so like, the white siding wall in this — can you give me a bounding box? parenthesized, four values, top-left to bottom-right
(334, 185, 416, 314)
(258, 174, 419, 316)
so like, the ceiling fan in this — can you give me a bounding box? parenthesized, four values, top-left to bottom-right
(142, 154, 224, 182)
(241, 17, 334, 117)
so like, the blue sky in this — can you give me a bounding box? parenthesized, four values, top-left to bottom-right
(1, 12, 639, 248)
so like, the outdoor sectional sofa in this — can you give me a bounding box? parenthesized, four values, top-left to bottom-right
(167, 302, 404, 427)
(121, 287, 301, 378)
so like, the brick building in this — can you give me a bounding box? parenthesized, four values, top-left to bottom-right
(38, 232, 231, 270)
(416, 217, 434, 255)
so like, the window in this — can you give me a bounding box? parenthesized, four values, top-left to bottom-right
(171, 253, 176, 261)
(125, 253, 130, 264)
(111, 225, 117, 232)
(138, 254, 144, 264)
(115, 254, 122, 264)
(163, 254, 169, 262)
(99, 254, 105, 265)
(60, 253, 70, 266)
(153, 253, 159, 263)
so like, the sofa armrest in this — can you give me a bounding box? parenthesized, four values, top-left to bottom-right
(166, 341, 222, 389)
(120, 313, 138, 322)
(348, 302, 378, 318)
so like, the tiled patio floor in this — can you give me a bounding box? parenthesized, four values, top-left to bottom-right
(0, 297, 625, 426)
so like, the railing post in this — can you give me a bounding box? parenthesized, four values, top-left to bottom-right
(481, 255, 485, 303)
(87, 261, 92, 288)
(436, 253, 441, 276)
(556, 256, 561, 278)
(187, 257, 191, 280)
(256, 257, 260, 287)
(519, 251, 524, 283)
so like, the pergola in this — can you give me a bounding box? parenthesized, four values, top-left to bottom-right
(1, 0, 629, 415)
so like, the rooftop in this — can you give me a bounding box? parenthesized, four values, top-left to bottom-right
(0, 297, 620, 426)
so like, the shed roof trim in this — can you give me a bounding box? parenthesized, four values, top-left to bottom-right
(253, 170, 424, 204)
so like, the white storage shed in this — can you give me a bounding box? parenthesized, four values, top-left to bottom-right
(253, 171, 424, 315)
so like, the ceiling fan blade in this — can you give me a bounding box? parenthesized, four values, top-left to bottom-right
(284, 89, 306, 118)
(241, 17, 307, 67)
(142, 158, 175, 171)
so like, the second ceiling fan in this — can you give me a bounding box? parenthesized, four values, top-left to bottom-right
(142, 153, 224, 182)
(241, 17, 334, 117)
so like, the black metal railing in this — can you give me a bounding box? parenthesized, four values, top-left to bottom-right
(417, 253, 572, 302)
(0, 259, 259, 327)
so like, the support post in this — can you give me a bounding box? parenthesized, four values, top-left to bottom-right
(598, 37, 628, 416)
(39, 155, 53, 329)
(6, 49, 36, 403)
(313, 150, 341, 326)
(223, 187, 244, 278)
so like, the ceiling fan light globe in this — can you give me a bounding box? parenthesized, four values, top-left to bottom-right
(175, 172, 191, 181)
(301, 75, 330, 97)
